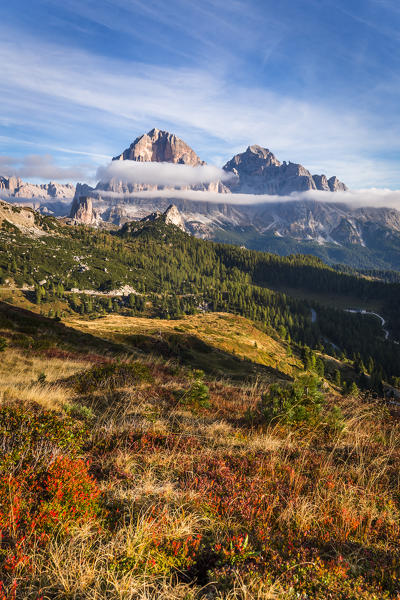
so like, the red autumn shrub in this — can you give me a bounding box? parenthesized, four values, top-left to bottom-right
(39, 456, 100, 528)
(0, 456, 101, 594)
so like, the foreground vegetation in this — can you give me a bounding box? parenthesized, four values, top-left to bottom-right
(1, 302, 399, 599)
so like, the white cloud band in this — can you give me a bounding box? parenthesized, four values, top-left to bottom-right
(91, 187, 400, 209)
(96, 160, 235, 187)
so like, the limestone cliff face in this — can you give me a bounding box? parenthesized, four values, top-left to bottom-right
(69, 196, 96, 225)
(113, 128, 205, 166)
(223, 145, 347, 195)
(163, 204, 186, 231)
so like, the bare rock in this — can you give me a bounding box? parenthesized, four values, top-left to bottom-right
(328, 176, 348, 192)
(223, 145, 347, 195)
(163, 204, 186, 231)
(113, 128, 205, 166)
(69, 196, 95, 225)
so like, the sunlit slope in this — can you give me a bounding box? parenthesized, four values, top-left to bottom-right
(67, 312, 302, 380)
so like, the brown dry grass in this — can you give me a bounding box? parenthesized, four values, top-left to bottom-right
(1, 316, 399, 599)
(0, 347, 88, 409)
(66, 312, 301, 377)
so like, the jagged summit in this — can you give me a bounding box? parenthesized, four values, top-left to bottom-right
(139, 204, 186, 231)
(245, 145, 282, 166)
(223, 145, 347, 195)
(118, 204, 187, 239)
(112, 128, 205, 166)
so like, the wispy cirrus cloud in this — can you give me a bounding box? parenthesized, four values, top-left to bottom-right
(0, 30, 399, 188)
(2, 0, 400, 189)
(0, 154, 94, 181)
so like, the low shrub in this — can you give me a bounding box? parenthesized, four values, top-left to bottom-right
(73, 361, 153, 393)
(0, 401, 87, 473)
(0, 403, 101, 598)
(63, 401, 95, 422)
(178, 370, 211, 409)
(260, 375, 324, 425)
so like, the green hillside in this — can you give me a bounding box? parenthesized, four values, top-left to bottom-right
(1, 206, 400, 387)
(1, 203, 400, 598)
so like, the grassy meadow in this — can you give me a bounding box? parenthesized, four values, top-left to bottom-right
(0, 302, 399, 599)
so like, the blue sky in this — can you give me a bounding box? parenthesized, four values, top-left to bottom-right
(0, 0, 399, 187)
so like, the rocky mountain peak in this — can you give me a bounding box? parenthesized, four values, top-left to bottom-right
(223, 145, 347, 195)
(224, 145, 281, 177)
(112, 128, 205, 166)
(163, 204, 186, 231)
(139, 204, 186, 232)
(246, 145, 282, 166)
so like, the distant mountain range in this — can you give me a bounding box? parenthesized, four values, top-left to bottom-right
(0, 175, 75, 216)
(2, 128, 400, 270)
(0, 176, 75, 200)
(70, 127, 350, 227)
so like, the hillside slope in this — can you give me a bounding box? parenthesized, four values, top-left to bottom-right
(1, 202, 400, 386)
(1, 295, 399, 599)
(66, 312, 302, 380)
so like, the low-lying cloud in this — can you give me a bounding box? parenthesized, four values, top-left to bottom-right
(92, 187, 400, 210)
(0, 154, 91, 181)
(96, 160, 236, 187)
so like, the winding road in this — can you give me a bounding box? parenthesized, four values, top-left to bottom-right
(311, 307, 399, 347)
(344, 309, 389, 340)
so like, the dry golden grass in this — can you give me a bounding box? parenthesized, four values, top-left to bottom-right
(1, 313, 400, 599)
(24, 507, 210, 600)
(0, 347, 88, 409)
(66, 312, 302, 377)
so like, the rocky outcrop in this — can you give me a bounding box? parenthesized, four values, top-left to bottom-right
(139, 204, 186, 232)
(113, 128, 205, 166)
(0, 199, 50, 237)
(69, 196, 97, 225)
(163, 204, 186, 230)
(223, 145, 347, 195)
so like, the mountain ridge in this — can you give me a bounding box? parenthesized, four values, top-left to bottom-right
(222, 144, 347, 194)
(0, 175, 75, 201)
(4, 128, 400, 270)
